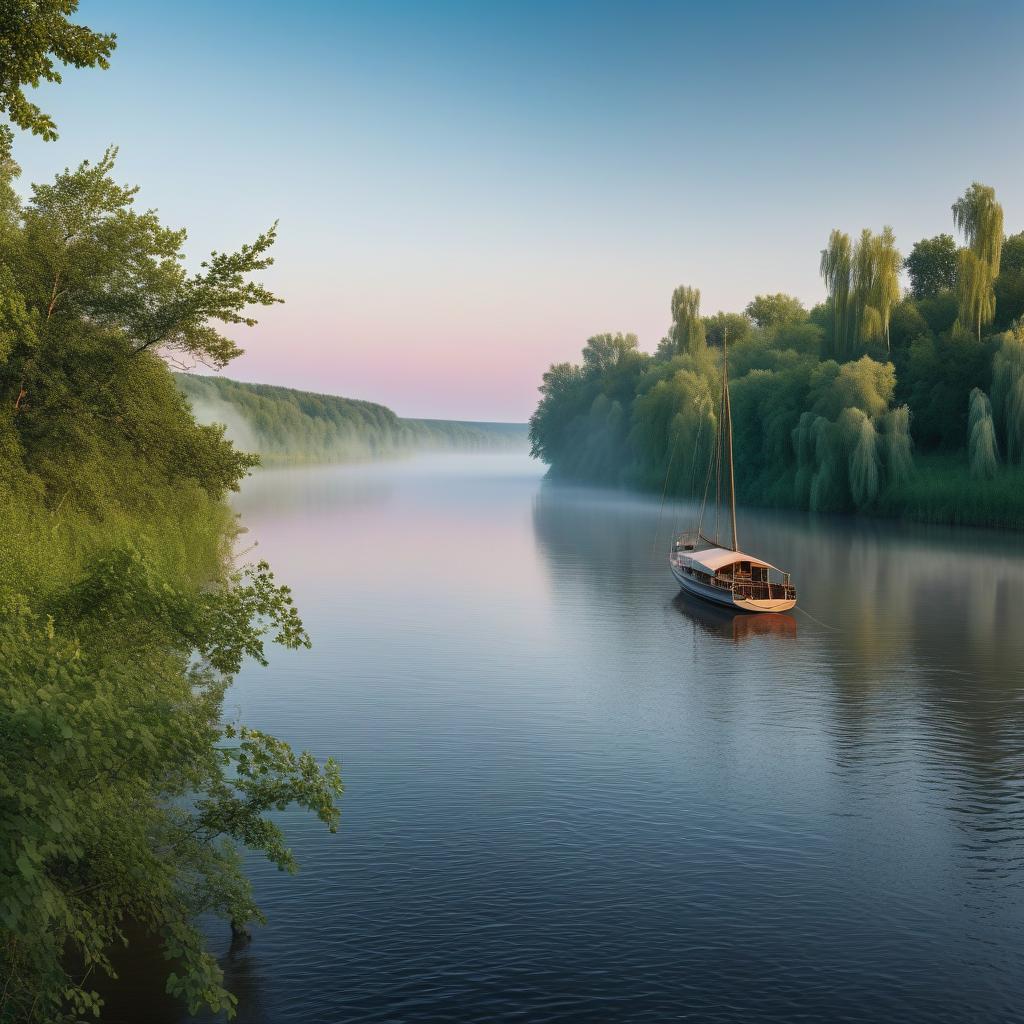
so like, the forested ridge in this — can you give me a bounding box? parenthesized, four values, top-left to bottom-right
(177, 373, 527, 462)
(530, 186, 1024, 528)
(0, 7, 341, 1022)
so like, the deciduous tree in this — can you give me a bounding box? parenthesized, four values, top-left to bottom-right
(744, 293, 806, 330)
(0, 1, 115, 142)
(904, 234, 957, 298)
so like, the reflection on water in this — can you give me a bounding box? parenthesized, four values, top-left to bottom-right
(671, 592, 798, 642)
(131, 455, 1024, 1023)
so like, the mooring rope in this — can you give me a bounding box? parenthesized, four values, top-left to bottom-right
(793, 604, 843, 632)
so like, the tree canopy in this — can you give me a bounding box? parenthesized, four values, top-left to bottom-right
(904, 234, 958, 298)
(744, 293, 805, 329)
(656, 286, 705, 358)
(952, 183, 1004, 341)
(0, 102, 341, 1024)
(531, 181, 1024, 528)
(0, 1, 116, 142)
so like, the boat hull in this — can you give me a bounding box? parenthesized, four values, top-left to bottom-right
(670, 562, 796, 613)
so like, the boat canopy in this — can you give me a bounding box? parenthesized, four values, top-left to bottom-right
(682, 547, 781, 574)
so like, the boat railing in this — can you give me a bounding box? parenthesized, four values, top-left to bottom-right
(678, 560, 796, 602)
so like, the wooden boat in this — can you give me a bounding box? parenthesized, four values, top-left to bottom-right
(668, 331, 797, 613)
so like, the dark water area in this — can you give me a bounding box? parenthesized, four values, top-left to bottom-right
(122, 454, 1024, 1023)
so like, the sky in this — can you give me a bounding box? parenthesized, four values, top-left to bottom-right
(13, 0, 1024, 420)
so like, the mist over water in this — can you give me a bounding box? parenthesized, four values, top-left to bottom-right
(179, 376, 528, 464)
(118, 454, 1024, 1023)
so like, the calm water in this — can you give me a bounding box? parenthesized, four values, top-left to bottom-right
(122, 453, 1024, 1023)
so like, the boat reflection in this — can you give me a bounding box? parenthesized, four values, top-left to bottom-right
(672, 591, 797, 642)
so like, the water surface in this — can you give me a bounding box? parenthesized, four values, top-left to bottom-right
(127, 454, 1024, 1022)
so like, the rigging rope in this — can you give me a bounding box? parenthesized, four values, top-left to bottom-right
(698, 388, 722, 546)
(651, 427, 680, 559)
(653, 402, 711, 558)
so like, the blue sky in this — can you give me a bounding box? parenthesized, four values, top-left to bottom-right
(13, 1, 1024, 418)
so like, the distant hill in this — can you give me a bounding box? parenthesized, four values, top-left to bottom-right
(176, 374, 528, 463)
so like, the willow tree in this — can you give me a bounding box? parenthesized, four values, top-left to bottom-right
(968, 387, 999, 478)
(842, 408, 881, 509)
(809, 416, 845, 511)
(953, 183, 1004, 273)
(992, 330, 1024, 461)
(851, 229, 881, 350)
(820, 230, 852, 360)
(956, 249, 996, 343)
(871, 227, 901, 351)
(953, 183, 1004, 340)
(792, 410, 816, 506)
(666, 285, 706, 356)
(848, 227, 901, 353)
(882, 405, 914, 485)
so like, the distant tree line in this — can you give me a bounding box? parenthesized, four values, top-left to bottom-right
(177, 374, 528, 462)
(529, 183, 1024, 528)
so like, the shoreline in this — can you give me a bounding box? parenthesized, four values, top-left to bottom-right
(538, 457, 1024, 534)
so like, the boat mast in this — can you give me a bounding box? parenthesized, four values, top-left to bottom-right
(723, 327, 738, 552)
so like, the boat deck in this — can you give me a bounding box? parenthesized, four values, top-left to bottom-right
(670, 547, 796, 612)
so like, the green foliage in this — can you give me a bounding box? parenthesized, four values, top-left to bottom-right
(808, 356, 895, 421)
(821, 227, 900, 357)
(703, 311, 752, 348)
(787, 358, 906, 511)
(868, 227, 901, 351)
(529, 333, 649, 481)
(881, 405, 914, 487)
(991, 330, 1024, 462)
(956, 248, 996, 342)
(744, 293, 806, 330)
(820, 229, 853, 360)
(530, 179, 1024, 527)
(581, 332, 639, 373)
(953, 183, 1004, 341)
(0, 576, 339, 1022)
(0, 1, 116, 142)
(6, 148, 281, 383)
(953, 182, 1004, 274)
(842, 408, 881, 507)
(178, 374, 525, 464)
(530, 302, 914, 515)
(1002, 232, 1024, 274)
(874, 453, 1024, 529)
(656, 285, 705, 358)
(992, 236, 1024, 330)
(904, 234, 958, 299)
(807, 416, 845, 512)
(0, 133, 341, 1021)
(903, 330, 991, 451)
(630, 359, 717, 493)
(915, 291, 959, 336)
(968, 388, 999, 479)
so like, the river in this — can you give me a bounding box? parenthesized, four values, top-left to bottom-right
(116, 452, 1024, 1023)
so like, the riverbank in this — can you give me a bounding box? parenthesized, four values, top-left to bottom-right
(0, 149, 343, 1022)
(873, 454, 1024, 529)
(543, 452, 1024, 532)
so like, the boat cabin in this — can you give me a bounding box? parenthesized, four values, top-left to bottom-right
(670, 545, 795, 603)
